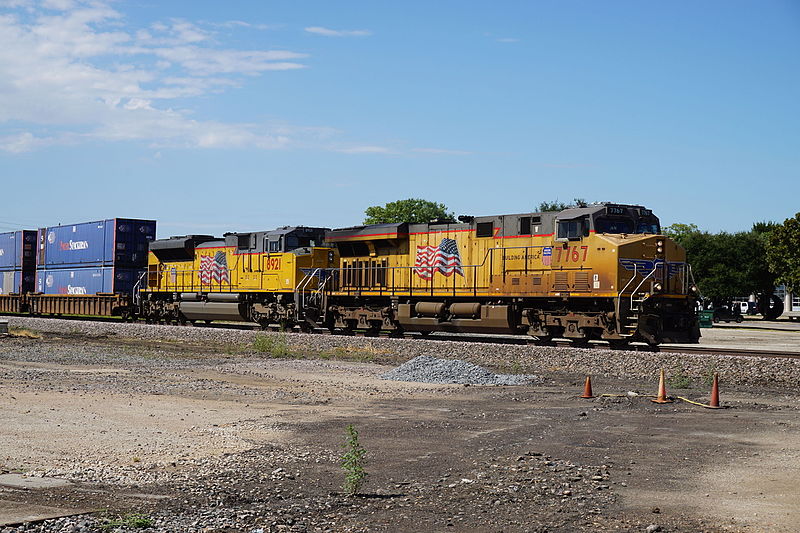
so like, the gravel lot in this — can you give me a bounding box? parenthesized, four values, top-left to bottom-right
(6, 316, 800, 389)
(0, 317, 798, 532)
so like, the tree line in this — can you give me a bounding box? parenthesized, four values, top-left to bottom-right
(664, 217, 799, 313)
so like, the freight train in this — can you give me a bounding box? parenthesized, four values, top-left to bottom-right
(0, 203, 700, 346)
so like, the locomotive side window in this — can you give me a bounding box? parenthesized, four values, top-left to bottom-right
(268, 237, 282, 252)
(476, 222, 494, 238)
(519, 217, 531, 235)
(556, 217, 589, 240)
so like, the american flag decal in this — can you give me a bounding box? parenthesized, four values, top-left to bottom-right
(414, 238, 464, 280)
(200, 251, 230, 284)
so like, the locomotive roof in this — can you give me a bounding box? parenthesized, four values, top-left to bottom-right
(329, 203, 652, 233)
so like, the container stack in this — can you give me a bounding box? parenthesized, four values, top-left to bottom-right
(36, 219, 157, 295)
(0, 230, 37, 295)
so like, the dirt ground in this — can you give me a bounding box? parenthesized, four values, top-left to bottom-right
(0, 331, 799, 532)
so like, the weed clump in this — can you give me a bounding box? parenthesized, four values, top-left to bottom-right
(252, 333, 293, 358)
(669, 367, 692, 389)
(341, 424, 367, 496)
(9, 327, 41, 339)
(99, 513, 153, 530)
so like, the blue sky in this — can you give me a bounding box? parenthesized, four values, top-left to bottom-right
(0, 0, 797, 237)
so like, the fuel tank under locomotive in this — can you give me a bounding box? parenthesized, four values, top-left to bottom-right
(176, 293, 248, 322)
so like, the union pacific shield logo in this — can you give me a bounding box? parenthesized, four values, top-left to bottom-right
(542, 247, 552, 266)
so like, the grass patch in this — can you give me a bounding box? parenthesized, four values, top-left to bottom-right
(318, 343, 391, 363)
(668, 368, 692, 389)
(702, 363, 718, 387)
(9, 327, 41, 339)
(507, 360, 523, 374)
(98, 513, 153, 530)
(253, 333, 294, 358)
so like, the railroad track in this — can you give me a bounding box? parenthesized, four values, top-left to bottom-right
(5, 314, 799, 360)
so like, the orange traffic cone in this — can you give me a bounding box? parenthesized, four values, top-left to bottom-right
(580, 376, 595, 399)
(651, 368, 673, 404)
(708, 373, 720, 408)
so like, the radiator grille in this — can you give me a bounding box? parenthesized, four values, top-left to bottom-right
(554, 272, 569, 291)
(574, 272, 590, 292)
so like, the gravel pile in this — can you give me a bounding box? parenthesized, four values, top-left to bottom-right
(381, 355, 537, 385)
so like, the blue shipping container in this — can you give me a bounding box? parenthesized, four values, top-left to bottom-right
(0, 230, 38, 270)
(35, 267, 143, 295)
(38, 219, 156, 268)
(0, 270, 35, 295)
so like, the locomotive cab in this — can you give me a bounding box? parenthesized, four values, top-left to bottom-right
(554, 204, 661, 241)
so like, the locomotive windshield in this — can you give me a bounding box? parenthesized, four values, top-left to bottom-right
(594, 217, 660, 235)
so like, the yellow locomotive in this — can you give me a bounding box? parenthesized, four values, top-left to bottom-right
(142, 203, 699, 345)
(324, 203, 698, 344)
(142, 227, 333, 328)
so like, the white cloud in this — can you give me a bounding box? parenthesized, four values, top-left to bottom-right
(304, 26, 372, 37)
(412, 147, 472, 155)
(0, 1, 313, 152)
(0, 132, 38, 153)
(335, 145, 394, 154)
(332, 145, 471, 156)
(214, 20, 277, 31)
(496, 37, 519, 43)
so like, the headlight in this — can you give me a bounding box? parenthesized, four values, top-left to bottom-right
(657, 240, 663, 247)
(653, 282, 662, 292)
(690, 285, 698, 293)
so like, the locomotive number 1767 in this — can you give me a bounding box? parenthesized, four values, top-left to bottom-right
(556, 245, 589, 263)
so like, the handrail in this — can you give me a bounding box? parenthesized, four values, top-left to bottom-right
(132, 270, 148, 306)
(295, 268, 321, 320)
(630, 265, 658, 310)
(618, 263, 639, 299)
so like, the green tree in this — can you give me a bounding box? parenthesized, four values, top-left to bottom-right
(663, 223, 700, 246)
(766, 213, 800, 292)
(536, 198, 588, 212)
(665, 222, 780, 316)
(363, 198, 454, 224)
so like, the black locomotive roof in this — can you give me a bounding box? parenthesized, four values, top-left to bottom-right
(326, 223, 408, 240)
